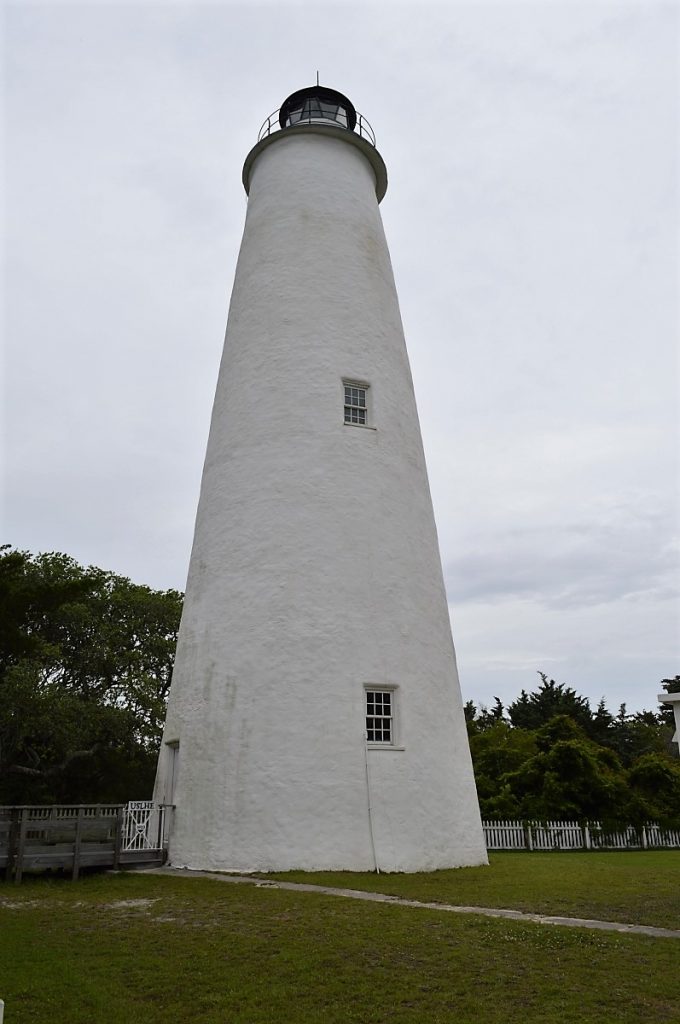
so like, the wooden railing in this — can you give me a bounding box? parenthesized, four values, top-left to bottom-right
(1, 803, 170, 883)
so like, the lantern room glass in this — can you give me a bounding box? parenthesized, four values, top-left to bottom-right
(284, 96, 350, 129)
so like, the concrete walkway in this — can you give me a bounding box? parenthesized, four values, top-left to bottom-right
(146, 867, 680, 940)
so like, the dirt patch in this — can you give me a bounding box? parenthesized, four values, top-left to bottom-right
(103, 898, 160, 911)
(0, 899, 45, 910)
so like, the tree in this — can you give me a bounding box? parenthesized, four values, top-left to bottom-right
(507, 673, 592, 732)
(590, 698, 614, 744)
(467, 673, 679, 823)
(500, 716, 631, 824)
(464, 697, 505, 734)
(0, 547, 182, 804)
(469, 721, 537, 818)
(604, 706, 668, 767)
(627, 753, 680, 827)
(463, 699, 477, 732)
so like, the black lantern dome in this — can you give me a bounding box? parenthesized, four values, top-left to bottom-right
(279, 85, 357, 132)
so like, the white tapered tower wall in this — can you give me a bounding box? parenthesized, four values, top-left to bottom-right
(154, 114, 487, 872)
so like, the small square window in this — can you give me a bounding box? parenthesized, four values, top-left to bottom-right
(344, 381, 369, 426)
(366, 689, 394, 744)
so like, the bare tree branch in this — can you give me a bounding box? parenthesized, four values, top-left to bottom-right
(7, 745, 102, 778)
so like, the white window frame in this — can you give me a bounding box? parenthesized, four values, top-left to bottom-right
(343, 379, 372, 428)
(365, 686, 400, 747)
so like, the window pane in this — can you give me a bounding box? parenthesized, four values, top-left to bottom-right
(366, 690, 394, 743)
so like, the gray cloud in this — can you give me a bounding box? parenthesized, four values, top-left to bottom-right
(445, 512, 678, 609)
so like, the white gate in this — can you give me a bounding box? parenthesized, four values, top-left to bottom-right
(122, 801, 167, 852)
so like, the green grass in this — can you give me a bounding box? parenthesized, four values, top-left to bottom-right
(268, 851, 680, 930)
(0, 865, 678, 1024)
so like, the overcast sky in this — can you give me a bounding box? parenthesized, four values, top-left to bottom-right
(3, 2, 678, 715)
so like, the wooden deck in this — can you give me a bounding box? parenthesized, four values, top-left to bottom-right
(1, 805, 167, 883)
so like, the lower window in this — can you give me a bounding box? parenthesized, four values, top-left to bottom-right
(366, 689, 393, 744)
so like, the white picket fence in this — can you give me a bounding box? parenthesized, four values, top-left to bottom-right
(482, 820, 680, 851)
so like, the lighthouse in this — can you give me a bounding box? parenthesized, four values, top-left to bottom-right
(154, 85, 487, 872)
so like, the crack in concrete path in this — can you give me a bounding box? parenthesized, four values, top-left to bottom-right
(144, 868, 680, 940)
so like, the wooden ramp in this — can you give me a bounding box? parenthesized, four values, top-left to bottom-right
(0, 804, 170, 883)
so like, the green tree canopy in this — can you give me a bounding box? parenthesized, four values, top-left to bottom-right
(0, 547, 182, 804)
(508, 673, 593, 732)
(466, 673, 679, 825)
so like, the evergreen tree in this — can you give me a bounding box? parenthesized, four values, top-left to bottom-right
(507, 672, 592, 732)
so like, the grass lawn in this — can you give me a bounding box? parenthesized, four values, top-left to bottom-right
(269, 851, 680, 930)
(0, 863, 678, 1024)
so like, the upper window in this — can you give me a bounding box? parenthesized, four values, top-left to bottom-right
(344, 382, 368, 426)
(366, 689, 393, 744)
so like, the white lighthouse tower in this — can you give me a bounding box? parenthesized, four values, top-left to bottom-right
(154, 85, 487, 872)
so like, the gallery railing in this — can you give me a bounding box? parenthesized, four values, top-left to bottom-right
(257, 108, 377, 147)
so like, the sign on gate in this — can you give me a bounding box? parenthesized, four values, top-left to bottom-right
(122, 801, 166, 852)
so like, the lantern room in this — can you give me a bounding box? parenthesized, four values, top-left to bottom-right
(279, 85, 357, 132)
